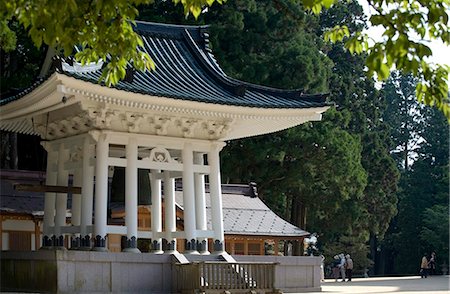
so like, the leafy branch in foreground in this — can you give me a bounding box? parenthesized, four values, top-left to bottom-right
(317, 0, 450, 120)
(0, 0, 222, 86)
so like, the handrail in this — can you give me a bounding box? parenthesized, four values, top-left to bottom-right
(176, 261, 279, 293)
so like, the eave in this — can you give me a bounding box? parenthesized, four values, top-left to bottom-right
(0, 73, 330, 141)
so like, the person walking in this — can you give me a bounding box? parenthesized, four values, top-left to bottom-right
(332, 255, 340, 282)
(320, 255, 325, 282)
(338, 253, 346, 282)
(345, 254, 354, 282)
(420, 254, 429, 278)
(429, 252, 436, 275)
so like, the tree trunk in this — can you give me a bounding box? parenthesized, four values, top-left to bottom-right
(369, 233, 378, 276)
(290, 196, 307, 256)
(10, 132, 18, 169)
(404, 121, 409, 169)
(290, 196, 307, 229)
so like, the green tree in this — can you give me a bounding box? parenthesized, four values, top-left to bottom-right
(207, 0, 331, 92)
(320, 1, 400, 272)
(211, 1, 379, 267)
(420, 204, 449, 259)
(382, 73, 425, 169)
(381, 73, 449, 274)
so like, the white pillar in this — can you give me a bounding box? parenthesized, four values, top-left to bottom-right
(71, 168, 82, 248)
(42, 144, 57, 248)
(93, 133, 108, 251)
(194, 153, 208, 254)
(124, 137, 140, 252)
(182, 143, 198, 253)
(163, 170, 177, 253)
(209, 143, 225, 253)
(54, 143, 69, 248)
(150, 169, 163, 253)
(80, 136, 94, 249)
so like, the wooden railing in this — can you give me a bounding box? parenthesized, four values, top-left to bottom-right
(175, 261, 279, 293)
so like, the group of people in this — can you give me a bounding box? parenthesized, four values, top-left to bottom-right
(420, 252, 437, 278)
(331, 253, 354, 282)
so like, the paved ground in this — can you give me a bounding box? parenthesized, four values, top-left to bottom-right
(307, 275, 450, 294)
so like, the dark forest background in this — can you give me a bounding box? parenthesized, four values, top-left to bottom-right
(1, 0, 448, 276)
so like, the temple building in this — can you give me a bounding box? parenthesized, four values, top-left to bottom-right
(0, 21, 329, 255)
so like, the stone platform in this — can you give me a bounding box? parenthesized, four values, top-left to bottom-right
(1, 251, 321, 293)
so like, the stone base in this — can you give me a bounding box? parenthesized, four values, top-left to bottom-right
(0, 251, 322, 293)
(0, 250, 173, 293)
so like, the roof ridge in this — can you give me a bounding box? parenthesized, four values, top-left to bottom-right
(180, 23, 329, 102)
(135, 20, 209, 31)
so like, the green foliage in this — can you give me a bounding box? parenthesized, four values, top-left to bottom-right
(0, 20, 16, 52)
(1, 0, 448, 119)
(0, 0, 225, 86)
(220, 109, 369, 259)
(321, 0, 400, 241)
(302, 0, 337, 15)
(1, 21, 46, 95)
(381, 73, 449, 274)
(207, 0, 331, 92)
(382, 73, 424, 168)
(212, 0, 398, 269)
(312, 2, 401, 271)
(319, 0, 450, 120)
(174, 0, 226, 18)
(420, 204, 449, 256)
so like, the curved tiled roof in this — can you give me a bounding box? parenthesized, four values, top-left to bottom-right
(1, 21, 329, 109)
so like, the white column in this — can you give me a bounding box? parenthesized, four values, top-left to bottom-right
(209, 143, 225, 253)
(71, 168, 82, 248)
(42, 144, 57, 247)
(150, 169, 163, 253)
(93, 133, 108, 251)
(80, 136, 94, 249)
(182, 143, 198, 253)
(54, 143, 69, 248)
(163, 170, 177, 253)
(194, 153, 208, 254)
(124, 137, 140, 252)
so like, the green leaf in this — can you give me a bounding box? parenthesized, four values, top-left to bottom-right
(322, 0, 335, 9)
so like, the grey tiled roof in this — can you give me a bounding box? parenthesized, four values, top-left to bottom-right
(0, 171, 46, 215)
(0, 170, 69, 216)
(175, 189, 308, 238)
(1, 22, 329, 109)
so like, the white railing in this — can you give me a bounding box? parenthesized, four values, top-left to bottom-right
(176, 261, 279, 293)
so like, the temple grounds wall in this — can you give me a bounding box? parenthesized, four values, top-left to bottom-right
(1, 251, 321, 293)
(234, 255, 322, 293)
